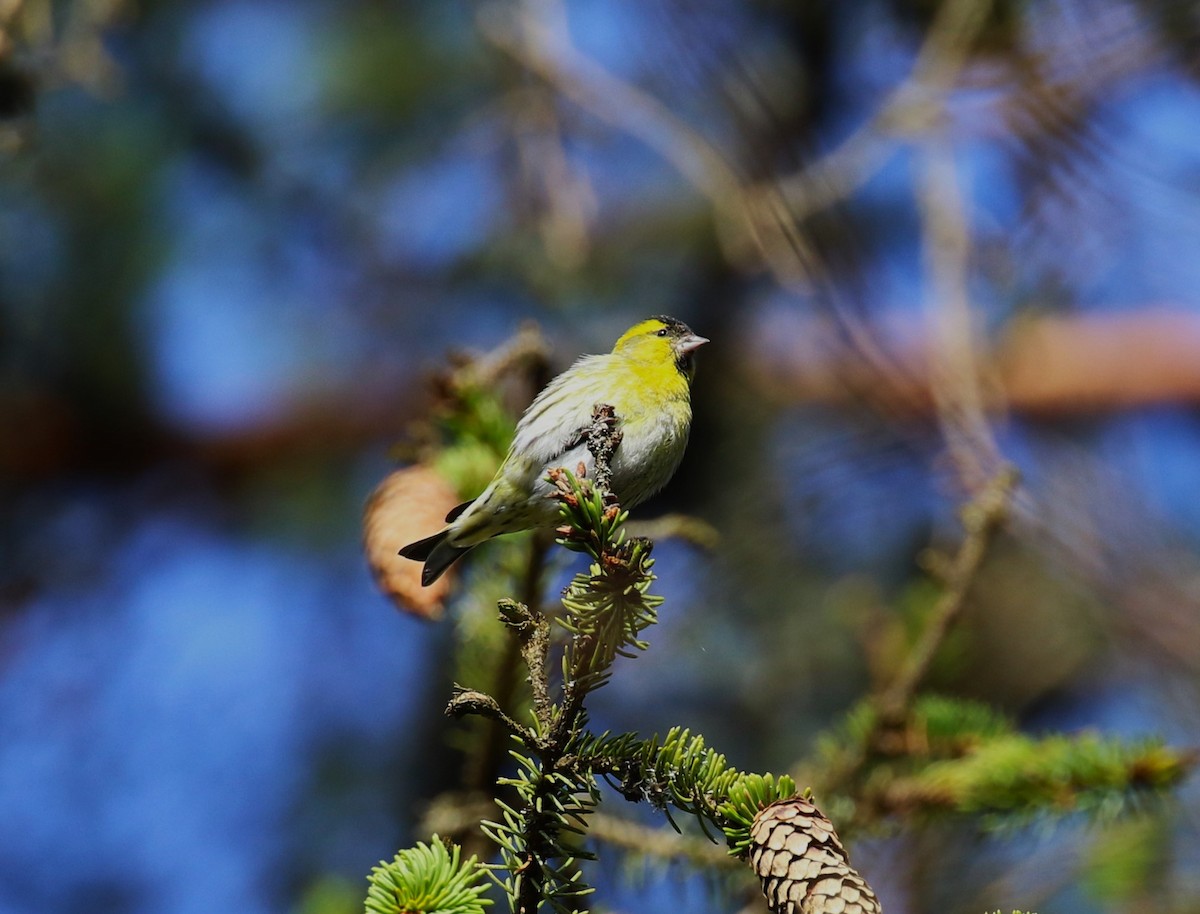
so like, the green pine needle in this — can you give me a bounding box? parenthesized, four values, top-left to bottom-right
(719, 773, 799, 856)
(551, 468, 662, 686)
(895, 733, 1189, 819)
(365, 837, 491, 914)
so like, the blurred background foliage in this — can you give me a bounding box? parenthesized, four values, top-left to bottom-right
(3, 0, 1200, 912)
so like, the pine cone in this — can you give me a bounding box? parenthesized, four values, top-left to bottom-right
(748, 798, 881, 914)
(364, 465, 458, 620)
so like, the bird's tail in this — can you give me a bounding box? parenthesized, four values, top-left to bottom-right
(398, 529, 474, 586)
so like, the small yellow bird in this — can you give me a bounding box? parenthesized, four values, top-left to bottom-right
(400, 316, 708, 585)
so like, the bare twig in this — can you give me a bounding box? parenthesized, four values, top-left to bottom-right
(918, 133, 1005, 493)
(447, 686, 537, 746)
(875, 466, 1018, 724)
(498, 597, 553, 733)
(811, 468, 1018, 809)
(505, 84, 596, 269)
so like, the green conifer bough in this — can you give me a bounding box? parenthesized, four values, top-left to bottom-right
(366, 383, 1194, 914)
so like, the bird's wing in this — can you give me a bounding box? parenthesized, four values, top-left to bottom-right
(444, 500, 473, 523)
(508, 354, 610, 471)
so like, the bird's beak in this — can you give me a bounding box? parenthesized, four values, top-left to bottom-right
(676, 334, 709, 355)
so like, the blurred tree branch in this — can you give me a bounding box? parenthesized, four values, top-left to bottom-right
(773, 0, 994, 224)
(12, 309, 1200, 486)
(875, 466, 1017, 725)
(918, 134, 1005, 493)
(474, 0, 1008, 317)
(741, 308, 1200, 416)
(477, 0, 765, 270)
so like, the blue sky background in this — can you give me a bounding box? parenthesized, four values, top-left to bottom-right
(4, 1, 1200, 912)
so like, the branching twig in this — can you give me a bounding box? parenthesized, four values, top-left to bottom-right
(447, 686, 537, 746)
(478, 0, 996, 297)
(497, 598, 553, 733)
(477, 0, 823, 285)
(477, 0, 756, 256)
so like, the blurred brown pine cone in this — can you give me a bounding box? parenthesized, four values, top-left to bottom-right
(364, 465, 459, 620)
(749, 798, 881, 914)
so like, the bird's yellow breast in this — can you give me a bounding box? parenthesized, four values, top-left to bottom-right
(607, 351, 690, 414)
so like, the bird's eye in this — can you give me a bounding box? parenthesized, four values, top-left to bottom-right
(656, 327, 668, 337)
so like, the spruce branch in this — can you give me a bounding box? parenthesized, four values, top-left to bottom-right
(813, 471, 1020, 813)
(866, 733, 1193, 821)
(570, 728, 885, 914)
(374, 340, 1194, 914)
(483, 749, 599, 914)
(471, 405, 658, 913)
(422, 404, 886, 913)
(573, 727, 741, 834)
(809, 694, 1197, 832)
